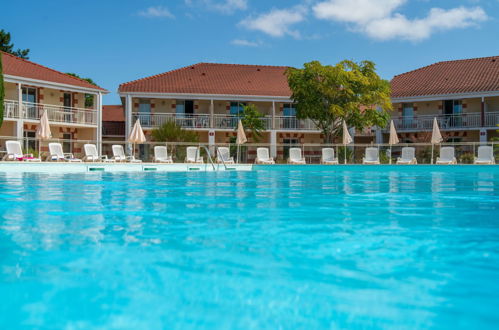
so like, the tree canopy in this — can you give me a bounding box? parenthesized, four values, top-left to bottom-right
(151, 120, 199, 143)
(286, 60, 392, 143)
(239, 104, 265, 142)
(0, 30, 30, 59)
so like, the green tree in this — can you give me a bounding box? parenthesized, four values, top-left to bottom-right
(0, 30, 30, 59)
(0, 53, 4, 128)
(151, 121, 200, 161)
(286, 60, 392, 143)
(66, 73, 98, 108)
(239, 104, 265, 142)
(151, 120, 199, 143)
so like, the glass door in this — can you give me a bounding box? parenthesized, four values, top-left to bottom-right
(402, 103, 414, 129)
(22, 87, 37, 119)
(63, 93, 73, 122)
(283, 104, 297, 129)
(139, 99, 151, 126)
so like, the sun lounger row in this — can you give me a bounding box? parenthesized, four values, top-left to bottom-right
(1, 141, 495, 164)
(254, 146, 495, 165)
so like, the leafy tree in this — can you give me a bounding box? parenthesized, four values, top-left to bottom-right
(66, 73, 98, 108)
(286, 60, 392, 143)
(151, 120, 199, 161)
(0, 53, 4, 128)
(151, 120, 199, 143)
(239, 104, 265, 142)
(0, 30, 30, 59)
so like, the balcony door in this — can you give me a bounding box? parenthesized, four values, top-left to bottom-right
(283, 103, 297, 129)
(139, 99, 151, 126)
(402, 103, 414, 129)
(22, 87, 37, 119)
(444, 100, 462, 127)
(63, 93, 73, 122)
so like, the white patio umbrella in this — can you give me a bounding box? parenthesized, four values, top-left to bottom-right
(388, 120, 399, 164)
(128, 119, 147, 158)
(342, 120, 353, 164)
(236, 119, 247, 163)
(430, 117, 443, 164)
(36, 110, 52, 158)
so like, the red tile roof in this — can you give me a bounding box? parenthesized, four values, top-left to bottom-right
(119, 63, 292, 97)
(391, 56, 499, 99)
(103, 105, 124, 122)
(1, 51, 107, 92)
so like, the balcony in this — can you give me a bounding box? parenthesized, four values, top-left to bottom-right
(132, 113, 321, 131)
(391, 112, 499, 131)
(3, 100, 98, 126)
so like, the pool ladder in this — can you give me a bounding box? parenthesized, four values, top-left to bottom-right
(197, 146, 228, 171)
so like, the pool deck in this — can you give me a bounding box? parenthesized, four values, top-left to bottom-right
(0, 162, 253, 173)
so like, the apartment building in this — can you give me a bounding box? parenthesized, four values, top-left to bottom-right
(118, 63, 339, 161)
(0, 51, 107, 154)
(386, 56, 499, 143)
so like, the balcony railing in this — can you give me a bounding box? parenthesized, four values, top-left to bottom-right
(3, 100, 98, 125)
(213, 115, 273, 130)
(274, 116, 318, 131)
(391, 112, 499, 131)
(133, 113, 211, 129)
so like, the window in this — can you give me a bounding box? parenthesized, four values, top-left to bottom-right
(283, 104, 296, 117)
(63, 133, 72, 154)
(23, 131, 37, 153)
(444, 100, 463, 127)
(176, 100, 194, 115)
(230, 102, 246, 115)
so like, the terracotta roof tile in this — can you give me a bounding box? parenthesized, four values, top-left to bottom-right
(391, 56, 499, 98)
(1, 51, 107, 92)
(119, 63, 291, 97)
(103, 105, 124, 122)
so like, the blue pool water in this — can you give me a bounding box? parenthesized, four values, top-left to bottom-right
(0, 166, 498, 329)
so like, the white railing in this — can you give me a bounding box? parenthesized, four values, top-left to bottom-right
(3, 100, 20, 119)
(212, 115, 273, 130)
(3, 100, 97, 125)
(274, 116, 318, 131)
(485, 112, 499, 128)
(392, 113, 483, 131)
(133, 113, 211, 129)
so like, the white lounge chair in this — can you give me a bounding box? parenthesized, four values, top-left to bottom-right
(321, 148, 338, 165)
(288, 148, 306, 164)
(396, 147, 417, 165)
(112, 145, 141, 163)
(436, 147, 457, 165)
(153, 146, 173, 163)
(48, 142, 82, 162)
(83, 144, 114, 162)
(474, 146, 495, 165)
(216, 147, 235, 164)
(2, 140, 41, 162)
(255, 147, 275, 164)
(185, 147, 204, 164)
(363, 147, 380, 164)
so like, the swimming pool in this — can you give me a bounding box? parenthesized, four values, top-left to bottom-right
(0, 166, 498, 329)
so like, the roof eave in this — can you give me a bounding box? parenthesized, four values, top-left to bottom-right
(5, 74, 109, 94)
(391, 90, 499, 103)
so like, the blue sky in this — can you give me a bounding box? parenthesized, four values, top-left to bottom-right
(2, 0, 498, 104)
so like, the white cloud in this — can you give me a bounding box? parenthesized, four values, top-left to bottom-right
(313, 0, 487, 41)
(138, 6, 175, 19)
(185, 0, 248, 14)
(240, 6, 307, 38)
(231, 39, 261, 47)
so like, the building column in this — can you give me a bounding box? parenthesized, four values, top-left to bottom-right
(479, 128, 487, 142)
(208, 130, 215, 156)
(96, 92, 103, 154)
(125, 95, 133, 154)
(481, 97, 485, 127)
(270, 130, 277, 158)
(210, 99, 214, 128)
(272, 101, 276, 130)
(16, 83, 24, 140)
